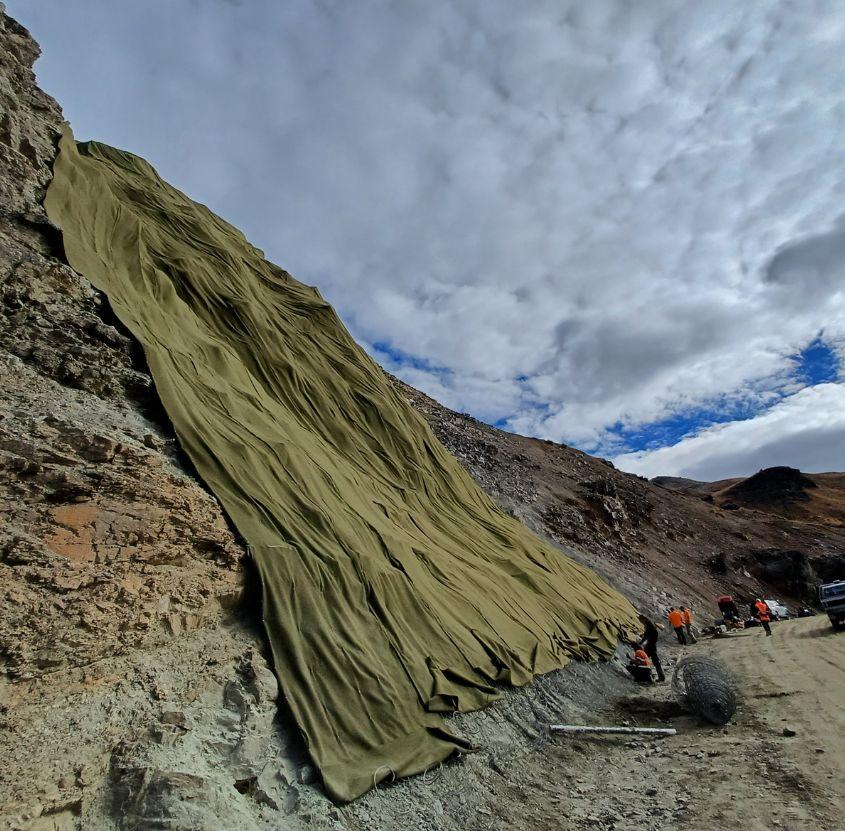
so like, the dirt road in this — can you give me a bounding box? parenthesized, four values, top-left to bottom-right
(337, 616, 845, 831)
(551, 615, 845, 830)
(589, 614, 845, 831)
(689, 614, 845, 830)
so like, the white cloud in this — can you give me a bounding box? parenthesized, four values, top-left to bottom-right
(613, 383, 845, 480)
(9, 0, 845, 475)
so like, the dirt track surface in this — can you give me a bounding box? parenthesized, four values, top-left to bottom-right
(592, 616, 845, 831)
(330, 617, 844, 831)
(551, 616, 845, 831)
(693, 615, 845, 830)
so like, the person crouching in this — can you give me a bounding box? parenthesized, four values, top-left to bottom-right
(626, 648, 655, 683)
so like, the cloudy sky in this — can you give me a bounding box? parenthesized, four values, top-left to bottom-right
(10, 0, 845, 481)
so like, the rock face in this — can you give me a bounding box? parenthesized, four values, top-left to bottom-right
(0, 9, 305, 829)
(0, 7, 243, 682)
(0, 378, 244, 677)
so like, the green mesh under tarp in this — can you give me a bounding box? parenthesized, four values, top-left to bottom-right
(45, 125, 639, 802)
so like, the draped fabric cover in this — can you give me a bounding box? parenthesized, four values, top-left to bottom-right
(46, 126, 639, 802)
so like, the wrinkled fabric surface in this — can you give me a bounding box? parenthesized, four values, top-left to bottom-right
(45, 125, 639, 802)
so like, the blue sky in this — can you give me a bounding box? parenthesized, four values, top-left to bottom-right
(797, 338, 840, 387)
(611, 339, 840, 453)
(10, 0, 845, 480)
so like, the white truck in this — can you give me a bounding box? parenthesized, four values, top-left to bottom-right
(819, 580, 845, 630)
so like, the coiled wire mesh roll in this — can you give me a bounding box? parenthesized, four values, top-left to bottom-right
(671, 656, 738, 725)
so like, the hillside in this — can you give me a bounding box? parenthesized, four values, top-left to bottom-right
(399, 380, 845, 607)
(655, 467, 845, 527)
(2, 7, 845, 830)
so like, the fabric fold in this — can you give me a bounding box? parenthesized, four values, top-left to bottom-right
(45, 124, 640, 802)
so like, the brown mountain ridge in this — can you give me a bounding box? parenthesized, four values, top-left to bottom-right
(654, 466, 845, 527)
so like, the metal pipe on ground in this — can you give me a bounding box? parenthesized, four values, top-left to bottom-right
(549, 725, 677, 736)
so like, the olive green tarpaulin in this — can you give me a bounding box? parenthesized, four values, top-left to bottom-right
(45, 125, 640, 802)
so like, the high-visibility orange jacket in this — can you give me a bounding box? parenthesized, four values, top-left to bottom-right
(682, 609, 693, 625)
(667, 610, 684, 628)
(633, 649, 651, 667)
(754, 601, 771, 621)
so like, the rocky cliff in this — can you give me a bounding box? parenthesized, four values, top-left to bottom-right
(0, 10, 308, 829)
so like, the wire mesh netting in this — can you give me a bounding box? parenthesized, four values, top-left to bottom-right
(671, 655, 738, 725)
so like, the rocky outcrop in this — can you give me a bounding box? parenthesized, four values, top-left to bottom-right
(0, 6, 245, 684)
(740, 547, 845, 602)
(0, 9, 299, 828)
(0, 380, 242, 677)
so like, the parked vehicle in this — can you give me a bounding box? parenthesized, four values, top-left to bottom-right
(763, 599, 790, 620)
(819, 580, 845, 630)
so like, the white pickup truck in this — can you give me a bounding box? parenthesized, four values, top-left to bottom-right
(819, 580, 845, 630)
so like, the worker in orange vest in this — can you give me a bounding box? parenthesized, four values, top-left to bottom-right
(754, 599, 773, 636)
(667, 607, 687, 644)
(626, 648, 653, 683)
(680, 606, 697, 644)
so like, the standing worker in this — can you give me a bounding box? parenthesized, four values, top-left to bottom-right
(667, 607, 687, 644)
(636, 614, 666, 682)
(754, 599, 773, 636)
(717, 595, 742, 629)
(680, 606, 698, 644)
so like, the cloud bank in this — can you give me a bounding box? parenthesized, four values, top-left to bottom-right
(10, 0, 845, 479)
(614, 383, 845, 480)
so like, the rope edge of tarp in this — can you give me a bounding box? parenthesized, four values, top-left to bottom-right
(371, 759, 446, 791)
(372, 765, 397, 790)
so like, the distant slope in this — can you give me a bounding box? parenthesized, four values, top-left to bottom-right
(652, 476, 740, 495)
(397, 379, 845, 609)
(656, 467, 845, 527)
